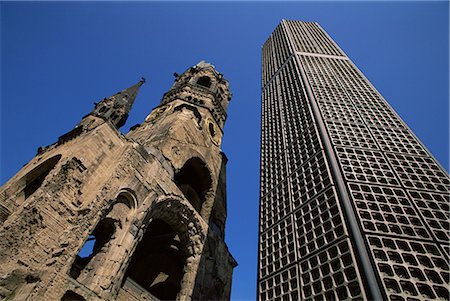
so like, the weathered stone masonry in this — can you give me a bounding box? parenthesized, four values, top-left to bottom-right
(0, 61, 236, 301)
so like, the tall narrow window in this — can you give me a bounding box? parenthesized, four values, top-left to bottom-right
(123, 219, 185, 300)
(23, 155, 62, 200)
(69, 194, 133, 281)
(174, 158, 212, 214)
(69, 218, 115, 280)
(98, 106, 108, 114)
(197, 76, 211, 88)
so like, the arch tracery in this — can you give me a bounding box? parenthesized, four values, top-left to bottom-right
(174, 157, 213, 217)
(121, 197, 206, 300)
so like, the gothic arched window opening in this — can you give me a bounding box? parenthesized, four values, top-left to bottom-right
(209, 122, 216, 137)
(197, 76, 212, 88)
(23, 154, 62, 200)
(174, 158, 212, 214)
(123, 219, 185, 300)
(98, 106, 108, 114)
(69, 217, 116, 280)
(69, 192, 134, 281)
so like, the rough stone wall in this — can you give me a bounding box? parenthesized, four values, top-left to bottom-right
(0, 62, 236, 301)
(0, 120, 129, 300)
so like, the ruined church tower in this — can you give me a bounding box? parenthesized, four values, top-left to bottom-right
(0, 61, 236, 301)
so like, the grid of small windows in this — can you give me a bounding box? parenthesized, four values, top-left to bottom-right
(261, 78, 287, 197)
(277, 59, 324, 174)
(296, 40, 450, 298)
(259, 45, 364, 300)
(386, 153, 450, 193)
(278, 60, 315, 147)
(326, 121, 379, 150)
(441, 246, 450, 259)
(300, 54, 406, 135)
(259, 216, 297, 279)
(328, 59, 406, 129)
(259, 266, 300, 301)
(348, 183, 432, 241)
(307, 84, 348, 104)
(290, 152, 332, 209)
(314, 53, 450, 227)
(299, 55, 363, 127)
(328, 59, 379, 100)
(263, 20, 348, 87)
(335, 147, 399, 186)
(322, 53, 450, 251)
(369, 126, 428, 157)
(260, 144, 286, 197)
(271, 23, 292, 77)
(284, 20, 344, 57)
(262, 58, 332, 205)
(353, 100, 406, 129)
(317, 98, 364, 124)
(407, 190, 450, 246)
(304, 22, 344, 57)
(262, 36, 275, 88)
(260, 181, 290, 232)
(303, 56, 446, 191)
(368, 236, 450, 301)
(299, 239, 367, 301)
(285, 125, 321, 174)
(299, 55, 342, 91)
(293, 187, 348, 257)
(261, 20, 450, 301)
(284, 20, 317, 54)
(261, 24, 293, 88)
(300, 56, 381, 153)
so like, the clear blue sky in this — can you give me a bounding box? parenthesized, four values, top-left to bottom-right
(1, 1, 448, 300)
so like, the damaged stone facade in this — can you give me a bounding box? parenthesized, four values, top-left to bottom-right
(0, 61, 237, 301)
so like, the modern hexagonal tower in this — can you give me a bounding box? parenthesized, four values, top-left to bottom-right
(259, 20, 449, 301)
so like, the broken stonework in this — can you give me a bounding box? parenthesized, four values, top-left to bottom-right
(0, 61, 236, 301)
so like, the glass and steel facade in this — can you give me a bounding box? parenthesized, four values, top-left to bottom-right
(259, 20, 449, 301)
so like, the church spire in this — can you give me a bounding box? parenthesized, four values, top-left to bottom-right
(90, 78, 145, 129)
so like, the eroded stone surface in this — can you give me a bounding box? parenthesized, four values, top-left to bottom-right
(0, 62, 236, 301)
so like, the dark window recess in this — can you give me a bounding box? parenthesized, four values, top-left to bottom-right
(61, 290, 86, 301)
(117, 114, 129, 129)
(23, 155, 62, 199)
(175, 158, 212, 213)
(24, 172, 48, 199)
(197, 76, 212, 88)
(123, 220, 185, 301)
(69, 218, 116, 279)
(209, 123, 216, 137)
